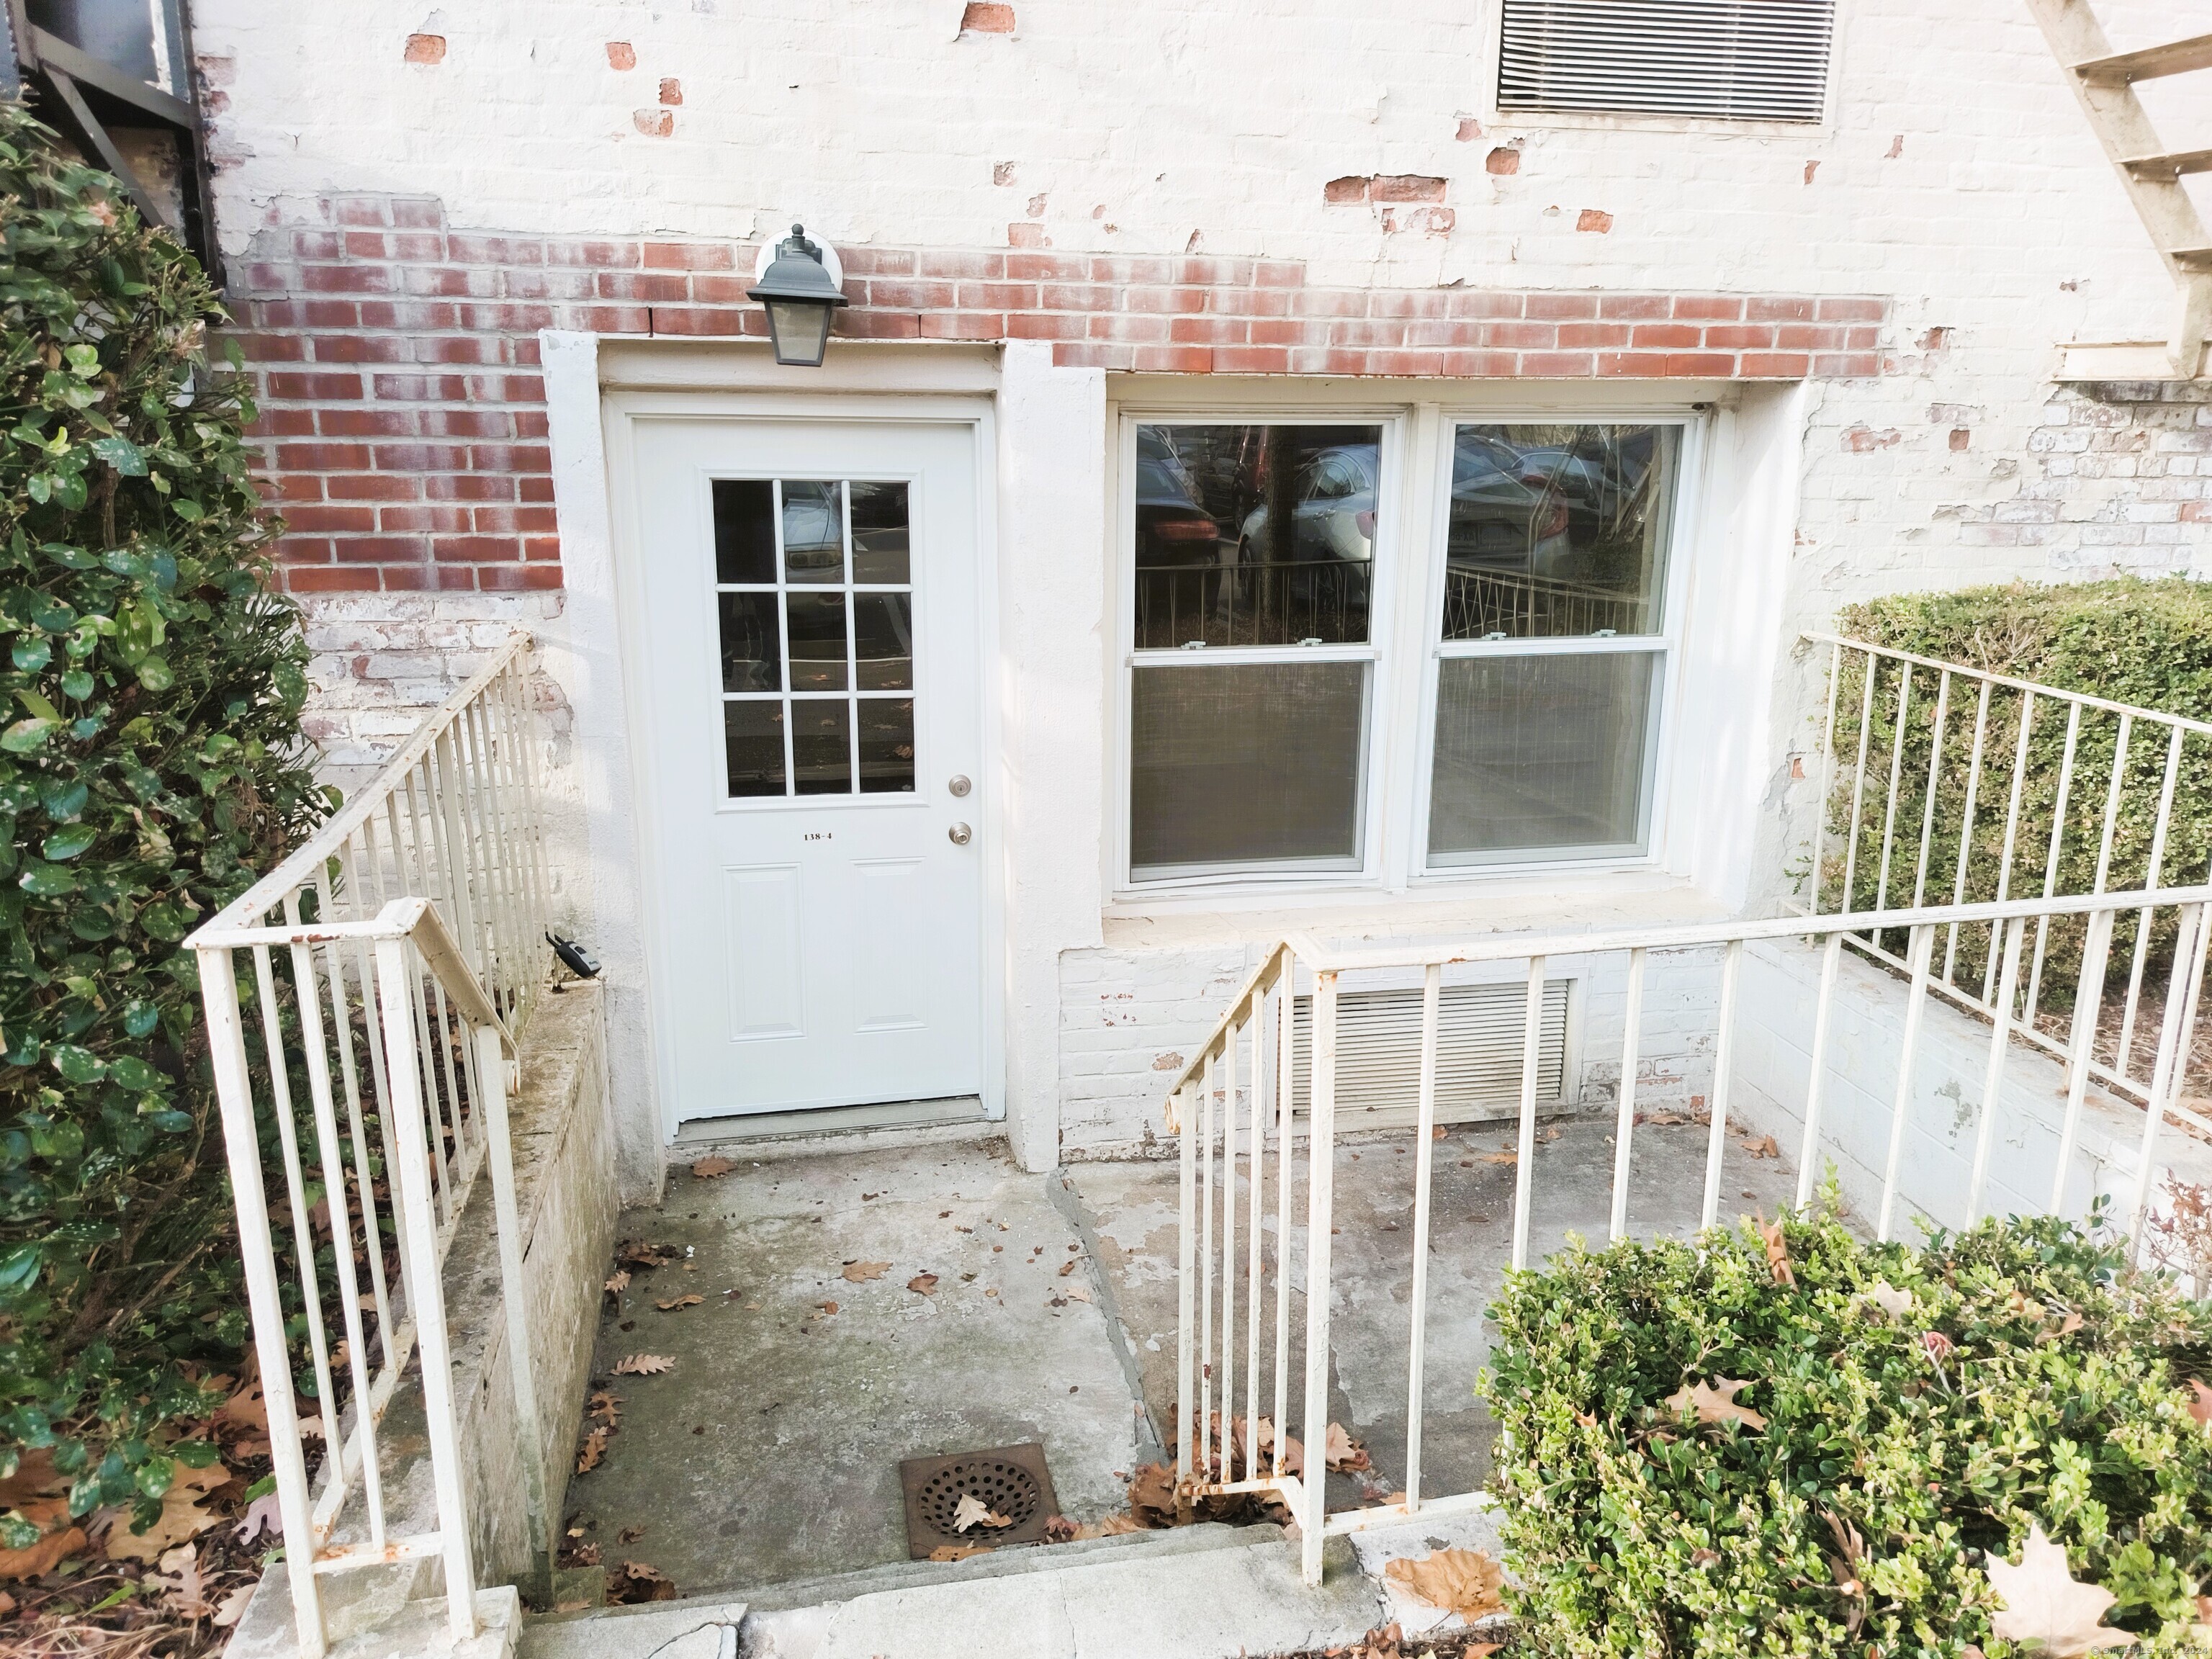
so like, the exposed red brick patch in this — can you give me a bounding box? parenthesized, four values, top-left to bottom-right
(1026, 192, 1047, 217)
(1008, 222, 1046, 248)
(660, 78, 683, 106)
(1455, 115, 1482, 141)
(606, 41, 636, 70)
(1917, 326, 1953, 351)
(1575, 209, 1613, 233)
(1803, 160, 1819, 184)
(961, 2, 1015, 32)
(1372, 174, 1447, 204)
(1949, 428, 1971, 451)
(634, 109, 673, 137)
(993, 161, 1016, 186)
(403, 33, 445, 64)
(1843, 424, 1901, 452)
(1485, 146, 1520, 176)
(1886, 134, 1904, 159)
(1323, 176, 1370, 204)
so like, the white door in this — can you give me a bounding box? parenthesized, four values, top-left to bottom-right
(633, 418, 986, 1119)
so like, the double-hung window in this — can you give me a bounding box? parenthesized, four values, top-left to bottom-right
(1119, 413, 1692, 891)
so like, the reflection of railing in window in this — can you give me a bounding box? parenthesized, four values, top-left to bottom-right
(1442, 565, 1647, 639)
(1135, 559, 1369, 649)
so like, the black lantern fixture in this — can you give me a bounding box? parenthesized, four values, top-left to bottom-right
(748, 223, 849, 367)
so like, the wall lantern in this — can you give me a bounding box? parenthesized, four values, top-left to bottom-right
(748, 223, 849, 367)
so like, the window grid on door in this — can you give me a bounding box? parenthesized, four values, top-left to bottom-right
(713, 476, 918, 800)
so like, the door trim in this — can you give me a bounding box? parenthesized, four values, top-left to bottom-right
(597, 385, 1006, 1144)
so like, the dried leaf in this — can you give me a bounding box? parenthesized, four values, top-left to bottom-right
(150, 1542, 222, 1621)
(2188, 1379, 2211, 1428)
(655, 1293, 703, 1311)
(213, 1584, 255, 1628)
(0, 1513, 84, 1580)
(611, 1559, 677, 1604)
(842, 1260, 891, 1282)
(604, 1269, 631, 1295)
(588, 1390, 624, 1426)
(1128, 1462, 1180, 1527)
(612, 1353, 675, 1376)
(1866, 1281, 1914, 1318)
(1758, 1217, 1797, 1287)
(577, 1427, 610, 1473)
(1986, 1524, 2136, 1657)
(1325, 1421, 1371, 1472)
(617, 1239, 679, 1269)
(1064, 1282, 1093, 1303)
(1088, 1511, 1143, 1537)
(1664, 1377, 1768, 1431)
(929, 1543, 990, 1562)
(213, 1362, 271, 1458)
(816, 1300, 840, 1316)
(1058, 1258, 1076, 1277)
(908, 1273, 940, 1295)
(1383, 1547, 1507, 1619)
(691, 1156, 736, 1179)
(951, 1492, 1011, 1533)
(1741, 1134, 1781, 1159)
(1479, 1150, 1517, 1166)
(1043, 1514, 1078, 1542)
(105, 1460, 230, 1561)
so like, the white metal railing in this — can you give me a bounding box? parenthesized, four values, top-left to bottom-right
(189, 635, 554, 1657)
(1164, 885, 2212, 1587)
(1807, 632, 2212, 1105)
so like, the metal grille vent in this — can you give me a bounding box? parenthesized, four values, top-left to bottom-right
(899, 1442, 1059, 1557)
(1498, 0, 1836, 123)
(1290, 981, 1570, 1123)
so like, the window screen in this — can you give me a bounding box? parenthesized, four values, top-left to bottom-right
(1498, 0, 1835, 123)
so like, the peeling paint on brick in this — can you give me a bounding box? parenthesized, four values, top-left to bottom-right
(404, 33, 444, 64)
(606, 41, 635, 70)
(1455, 114, 1482, 141)
(1323, 175, 1370, 204)
(1371, 174, 1446, 204)
(1485, 145, 1521, 176)
(1844, 424, 1902, 452)
(993, 161, 1016, 186)
(659, 78, 683, 107)
(1575, 208, 1612, 233)
(1949, 428, 1971, 451)
(960, 1, 1015, 33)
(634, 109, 673, 137)
(1804, 160, 1819, 184)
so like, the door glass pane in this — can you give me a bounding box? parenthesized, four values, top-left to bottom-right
(850, 482, 911, 584)
(785, 592, 850, 692)
(713, 479, 776, 584)
(1132, 423, 1381, 649)
(781, 480, 845, 583)
(716, 475, 914, 800)
(1130, 662, 1366, 875)
(1428, 652, 1658, 863)
(853, 593, 913, 690)
(791, 699, 852, 794)
(1442, 424, 1679, 641)
(724, 701, 787, 797)
(717, 592, 781, 692)
(858, 698, 916, 793)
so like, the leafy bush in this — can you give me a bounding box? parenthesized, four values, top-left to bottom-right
(1820, 578, 2212, 992)
(1484, 1205, 2212, 1656)
(0, 108, 321, 1529)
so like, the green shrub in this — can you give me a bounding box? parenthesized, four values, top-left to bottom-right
(1821, 578, 2212, 993)
(0, 107, 322, 1528)
(1483, 1206, 2212, 1657)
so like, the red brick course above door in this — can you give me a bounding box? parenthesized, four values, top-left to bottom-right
(230, 193, 1891, 597)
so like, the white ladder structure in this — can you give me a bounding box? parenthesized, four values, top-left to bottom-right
(2024, 0, 2212, 379)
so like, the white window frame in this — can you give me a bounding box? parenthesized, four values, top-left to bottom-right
(1107, 392, 1714, 904)
(1112, 410, 1408, 893)
(1409, 414, 1704, 879)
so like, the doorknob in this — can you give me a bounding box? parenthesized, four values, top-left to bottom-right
(948, 775, 971, 798)
(948, 822, 972, 846)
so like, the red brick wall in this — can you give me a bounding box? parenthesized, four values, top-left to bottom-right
(233, 193, 1891, 597)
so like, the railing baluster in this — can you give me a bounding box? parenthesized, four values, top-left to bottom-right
(1876, 926, 1935, 1243)
(2049, 906, 2117, 1213)
(1298, 971, 1339, 1588)
(1510, 957, 1546, 1272)
(1840, 654, 1879, 914)
(1909, 670, 1951, 910)
(1609, 948, 1645, 1243)
(1984, 691, 2038, 1004)
(1794, 933, 1845, 1209)
(1966, 917, 2028, 1226)
(372, 938, 480, 1647)
(2117, 726, 2184, 1078)
(1700, 940, 1743, 1231)
(1943, 678, 1993, 982)
(1404, 963, 1442, 1514)
(1271, 963, 1292, 1478)
(1870, 665, 1915, 946)
(1174, 1082, 1195, 1491)
(2023, 703, 2083, 1028)
(1811, 641, 1842, 915)
(1245, 993, 1264, 1485)
(314, 860, 395, 1370)
(1218, 1007, 1238, 1488)
(1198, 1048, 1215, 1478)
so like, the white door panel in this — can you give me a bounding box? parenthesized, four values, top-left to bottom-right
(635, 419, 985, 1118)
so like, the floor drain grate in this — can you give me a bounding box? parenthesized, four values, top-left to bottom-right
(899, 1441, 1059, 1557)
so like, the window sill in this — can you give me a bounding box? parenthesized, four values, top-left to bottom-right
(1099, 867, 1732, 953)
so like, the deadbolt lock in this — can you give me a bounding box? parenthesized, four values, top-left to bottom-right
(948, 775, 971, 797)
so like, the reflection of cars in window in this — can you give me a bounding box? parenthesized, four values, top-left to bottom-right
(1135, 429, 1220, 567)
(1447, 433, 1575, 576)
(782, 488, 843, 576)
(1235, 444, 1379, 567)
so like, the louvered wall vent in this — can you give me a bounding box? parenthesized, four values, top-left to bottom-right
(1289, 981, 1570, 1125)
(1498, 0, 1836, 123)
